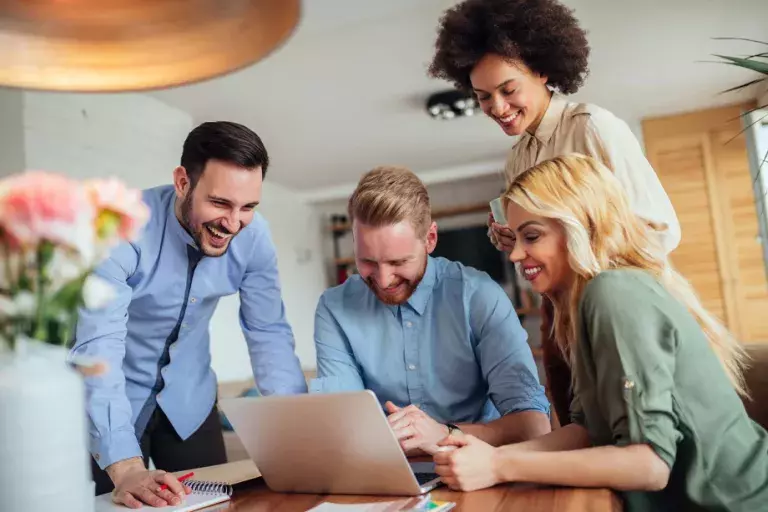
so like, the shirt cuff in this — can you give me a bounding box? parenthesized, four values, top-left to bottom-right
(90, 429, 143, 470)
(497, 394, 551, 417)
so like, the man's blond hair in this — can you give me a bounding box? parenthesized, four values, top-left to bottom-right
(348, 166, 431, 237)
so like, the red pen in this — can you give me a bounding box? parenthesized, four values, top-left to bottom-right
(159, 471, 194, 492)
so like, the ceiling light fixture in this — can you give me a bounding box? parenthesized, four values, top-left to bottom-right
(426, 89, 477, 120)
(0, 0, 300, 92)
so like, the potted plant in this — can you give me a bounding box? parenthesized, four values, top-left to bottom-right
(0, 171, 148, 512)
(712, 38, 767, 149)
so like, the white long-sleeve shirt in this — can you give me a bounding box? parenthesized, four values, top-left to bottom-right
(504, 93, 681, 255)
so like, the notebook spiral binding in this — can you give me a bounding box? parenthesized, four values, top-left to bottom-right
(186, 480, 234, 496)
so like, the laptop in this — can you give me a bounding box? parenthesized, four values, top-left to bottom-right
(218, 390, 443, 496)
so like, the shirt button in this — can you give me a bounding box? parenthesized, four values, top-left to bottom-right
(190, 298, 197, 303)
(408, 364, 416, 371)
(623, 378, 635, 389)
(405, 321, 413, 328)
(94, 453, 100, 461)
(182, 323, 189, 329)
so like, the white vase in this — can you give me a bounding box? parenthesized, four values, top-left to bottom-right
(0, 338, 94, 512)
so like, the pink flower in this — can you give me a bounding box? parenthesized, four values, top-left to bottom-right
(0, 171, 95, 253)
(84, 177, 150, 243)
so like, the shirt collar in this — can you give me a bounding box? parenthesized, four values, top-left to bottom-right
(404, 255, 437, 316)
(530, 92, 567, 146)
(166, 194, 198, 250)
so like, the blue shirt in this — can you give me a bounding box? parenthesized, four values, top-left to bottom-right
(70, 185, 307, 470)
(310, 256, 549, 423)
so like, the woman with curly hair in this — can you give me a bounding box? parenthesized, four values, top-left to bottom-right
(432, 154, 768, 511)
(428, 0, 681, 427)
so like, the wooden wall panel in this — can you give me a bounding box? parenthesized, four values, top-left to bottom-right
(643, 101, 768, 343)
(712, 127, 768, 342)
(650, 139, 727, 324)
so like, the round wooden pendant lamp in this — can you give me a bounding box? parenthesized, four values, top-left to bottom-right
(0, 0, 300, 92)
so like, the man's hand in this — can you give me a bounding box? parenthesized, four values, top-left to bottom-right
(487, 213, 515, 252)
(106, 457, 191, 509)
(385, 401, 450, 455)
(433, 434, 501, 492)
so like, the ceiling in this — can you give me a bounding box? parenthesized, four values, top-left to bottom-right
(151, 0, 768, 199)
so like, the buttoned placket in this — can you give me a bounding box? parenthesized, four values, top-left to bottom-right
(401, 305, 423, 409)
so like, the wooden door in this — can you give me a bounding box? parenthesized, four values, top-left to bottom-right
(643, 102, 768, 343)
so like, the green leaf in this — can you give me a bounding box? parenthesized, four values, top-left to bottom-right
(713, 54, 768, 75)
(38, 241, 55, 268)
(712, 37, 768, 46)
(720, 78, 766, 95)
(49, 274, 87, 311)
(17, 273, 32, 292)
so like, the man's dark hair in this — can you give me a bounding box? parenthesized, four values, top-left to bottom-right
(180, 121, 269, 187)
(428, 0, 590, 95)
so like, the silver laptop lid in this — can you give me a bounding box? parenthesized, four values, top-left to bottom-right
(219, 390, 434, 495)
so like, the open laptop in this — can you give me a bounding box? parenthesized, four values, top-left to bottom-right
(218, 390, 442, 496)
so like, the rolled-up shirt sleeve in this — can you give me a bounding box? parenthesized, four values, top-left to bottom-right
(68, 242, 142, 470)
(469, 274, 550, 416)
(579, 273, 682, 469)
(310, 294, 365, 394)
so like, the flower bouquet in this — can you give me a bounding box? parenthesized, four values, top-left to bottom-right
(0, 171, 149, 512)
(0, 171, 149, 351)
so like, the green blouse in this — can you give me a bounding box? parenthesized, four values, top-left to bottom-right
(572, 269, 768, 511)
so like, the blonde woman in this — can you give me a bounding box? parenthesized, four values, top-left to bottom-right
(433, 154, 768, 511)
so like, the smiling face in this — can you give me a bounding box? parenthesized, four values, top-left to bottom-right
(505, 200, 573, 296)
(353, 220, 437, 305)
(174, 159, 262, 257)
(469, 53, 552, 137)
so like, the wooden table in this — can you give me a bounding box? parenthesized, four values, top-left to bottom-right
(220, 479, 623, 511)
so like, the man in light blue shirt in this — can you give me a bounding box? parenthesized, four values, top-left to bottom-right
(311, 166, 550, 456)
(70, 121, 306, 508)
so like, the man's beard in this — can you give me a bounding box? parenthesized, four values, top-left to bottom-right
(180, 192, 237, 257)
(364, 255, 427, 306)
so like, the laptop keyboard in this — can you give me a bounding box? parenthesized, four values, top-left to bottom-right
(415, 472, 439, 485)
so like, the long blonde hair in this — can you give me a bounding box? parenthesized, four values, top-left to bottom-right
(502, 153, 749, 396)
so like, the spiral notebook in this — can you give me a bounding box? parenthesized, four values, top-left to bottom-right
(94, 479, 233, 511)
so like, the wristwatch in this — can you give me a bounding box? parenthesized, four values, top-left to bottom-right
(445, 423, 462, 436)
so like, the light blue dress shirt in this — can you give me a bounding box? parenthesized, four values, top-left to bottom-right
(311, 256, 549, 424)
(70, 185, 307, 470)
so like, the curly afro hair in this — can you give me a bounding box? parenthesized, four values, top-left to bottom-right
(428, 0, 590, 95)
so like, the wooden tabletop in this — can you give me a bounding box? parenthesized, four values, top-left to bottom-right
(221, 479, 623, 511)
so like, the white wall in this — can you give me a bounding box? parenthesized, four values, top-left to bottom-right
(20, 92, 325, 381)
(209, 181, 327, 380)
(23, 92, 191, 186)
(0, 89, 25, 177)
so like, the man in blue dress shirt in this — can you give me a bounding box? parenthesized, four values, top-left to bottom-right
(311, 166, 550, 456)
(70, 122, 307, 508)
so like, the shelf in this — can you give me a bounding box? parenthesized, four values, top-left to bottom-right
(329, 201, 490, 233)
(334, 257, 355, 266)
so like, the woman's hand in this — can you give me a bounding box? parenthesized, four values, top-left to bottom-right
(487, 213, 515, 253)
(433, 434, 502, 492)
